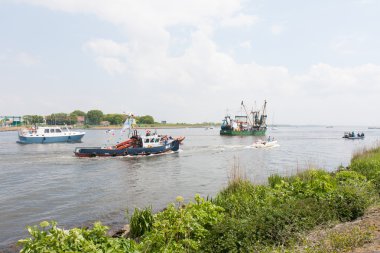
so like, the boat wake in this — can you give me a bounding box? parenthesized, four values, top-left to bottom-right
(245, 141, 280, 149)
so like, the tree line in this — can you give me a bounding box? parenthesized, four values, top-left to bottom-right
(22, 110, 155, 125)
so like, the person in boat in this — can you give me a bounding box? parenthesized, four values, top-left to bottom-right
(352, 131, 355, 137)
(138, 136, 143, 147)
(146, 130, 151, 136)
(267, 136, 271, 142)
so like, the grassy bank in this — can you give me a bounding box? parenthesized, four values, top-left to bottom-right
(0, 123, 219, 132)
(88, 123, 219, 129)
(0, 126, 22, 132)
(19, 147, 380, 252)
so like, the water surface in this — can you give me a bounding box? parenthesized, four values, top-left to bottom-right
(0, 126, 378, 248)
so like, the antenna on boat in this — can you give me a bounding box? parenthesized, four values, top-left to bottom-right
(241, 101, 253, 126)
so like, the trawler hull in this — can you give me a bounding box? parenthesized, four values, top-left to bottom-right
(220, 129, 266, 136)
(74, 140, 180, 157)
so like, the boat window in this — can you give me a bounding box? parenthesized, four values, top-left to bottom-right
(155, 138, 159, 142)
(145, 139, 150, 143)
(44, 129, 49, 133)
(50, 129, 55, 133)
(150, 138, 154, 143)
(55, 129, 61, 133)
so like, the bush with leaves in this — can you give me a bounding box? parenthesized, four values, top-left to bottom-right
(128, 206, 154, 239)
(19, 221, 137, 253)
(330, 170, 377, 221)
(203, 168, 377, 252)
(139, 194, 224, 252)
(350, 147, 380, 193)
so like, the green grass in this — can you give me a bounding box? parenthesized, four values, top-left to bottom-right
(351, 145, 380, 193)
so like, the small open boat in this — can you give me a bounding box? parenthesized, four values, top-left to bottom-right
(74, 131, 180, 157)
(342, 132, 365, 139)
(251, 139, 278, 148)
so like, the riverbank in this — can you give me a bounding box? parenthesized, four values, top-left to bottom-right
(15, 144, 380, 252)
(0, 124, 218, 132)
(0, 127, 21, 132)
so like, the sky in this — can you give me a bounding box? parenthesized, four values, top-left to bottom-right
(0, 0, 379, 125)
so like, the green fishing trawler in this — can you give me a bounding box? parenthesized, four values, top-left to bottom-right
(220, 100, 267, 136)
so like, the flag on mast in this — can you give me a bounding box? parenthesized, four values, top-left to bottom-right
(121, 113, 134, 133)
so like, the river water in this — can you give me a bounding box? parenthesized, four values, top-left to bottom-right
(0, 126, 379, 248)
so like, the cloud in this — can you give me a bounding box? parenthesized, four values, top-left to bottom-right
(330, 35, 367, 55)
(220, 13, 258, 27)
(8, 0, 380, 124)
(84, 39, 129, 57)
(84, 39, 129, 75)
(294, 63, 380, 96)
(271, 24, 284, 35)
(0, 50, 40, 67)
(239, 40, 252, 49)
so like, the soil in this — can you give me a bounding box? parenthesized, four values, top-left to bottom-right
(349, 205, 380, 253)
(303, 204, 380, 253)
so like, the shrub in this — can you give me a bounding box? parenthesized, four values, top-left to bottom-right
(139, 194, 224, 252)
(208, 168, 377, 251)
(351, 158, 380, 193)
(214, 181, 268, 218)
(128, 206, 154, 239)
(329, 170, 377, 221)
(268, 174, 284, 188)
(19, 221, 137, 253)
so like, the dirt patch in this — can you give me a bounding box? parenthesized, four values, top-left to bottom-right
(349, 205, 380, 252)
(303, 204, 380, 252)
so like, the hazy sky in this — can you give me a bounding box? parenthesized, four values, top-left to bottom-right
(1, 0, 379, 125)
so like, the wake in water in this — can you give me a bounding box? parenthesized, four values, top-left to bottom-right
(245, 144, 280, 149)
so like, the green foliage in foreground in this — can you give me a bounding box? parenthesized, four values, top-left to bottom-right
(18, 221, 137, 253)
(351, 146, 380, 193)
(202, 169, 377, 252)
(128, 206, 154, 239)
(139, 194, 225, 252)
(20, 147, 380, 252)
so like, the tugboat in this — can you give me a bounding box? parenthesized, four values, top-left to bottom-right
(74, 130, 180, 157)
(220, 100, 267, 136)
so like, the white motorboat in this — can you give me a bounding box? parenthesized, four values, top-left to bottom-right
(251, 139, 279, 148)
(18, 125, 85, 144)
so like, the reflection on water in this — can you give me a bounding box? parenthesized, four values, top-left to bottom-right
(0, 126, 379, 247)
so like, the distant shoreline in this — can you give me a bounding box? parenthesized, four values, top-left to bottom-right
(0, 124, 218, 132)
(0, 126, 22, 132)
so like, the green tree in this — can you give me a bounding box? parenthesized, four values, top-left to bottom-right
(70, 110, 86, 117)
(46, 113, 74, 125)
(87, 110, 104, 125)
(104, 114, 125, 125)
(136, 115, 155, 124)
(23, 115, 44, 125)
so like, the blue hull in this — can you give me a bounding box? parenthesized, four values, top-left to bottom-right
(18, 134, 85, 144)
(75, 140, 180, 157)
